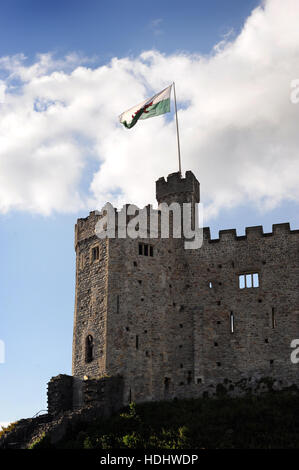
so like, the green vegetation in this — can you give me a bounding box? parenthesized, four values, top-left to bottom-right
(43, 392, 299, 448)
(28, 432, 50, 449)
(0, 421, 18, 440)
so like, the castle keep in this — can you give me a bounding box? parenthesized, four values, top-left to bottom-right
(2, 170, 299, 447)
(71, 170, 299, 407)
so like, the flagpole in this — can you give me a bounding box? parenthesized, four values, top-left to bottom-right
(173, 82, 182, 176)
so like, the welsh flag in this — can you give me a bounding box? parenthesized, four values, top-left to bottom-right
(119, 84, 172, 129)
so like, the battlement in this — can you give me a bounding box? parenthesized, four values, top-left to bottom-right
(75, 204, 299, 251)
(156, 170, 200, 205)
(75, 203, 180, 247)
(203, 223, 299, 243)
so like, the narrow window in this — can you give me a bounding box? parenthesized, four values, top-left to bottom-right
(253, 273, 259, 287)
(116, 295, 120, 314)
(239, 275, 245, 289)
(187, 371, 192, 384)
(230, 311, 234, 333)
(164, 377, 170, 391)
(136, 335, 139, 349)
(246, 274, 252, 288)
(138, 243, 143, 255)
(149, 245, 154, 257)
(144, 244, 149, 256)
(92, 246, 99, 261)
(272, 307, 276, 328)
(85, 335, 94, 363)
(209, 281, 213, 289)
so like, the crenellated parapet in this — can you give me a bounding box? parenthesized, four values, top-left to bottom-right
(203, 223, 299, 244)
(156, 170, 200, 205)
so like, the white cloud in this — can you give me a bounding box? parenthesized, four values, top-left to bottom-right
(0, 81, 5, 103)
(0, 0, 299, 218)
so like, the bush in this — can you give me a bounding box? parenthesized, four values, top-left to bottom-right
(53, 391, 299, 449)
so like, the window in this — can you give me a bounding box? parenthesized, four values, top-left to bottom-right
(91, 245, 99, 262)
(85, 335, 94, 363)
(230, 312, 234, 333)
(138, 243, 154, 257)
(164, 377, 170, 391)
(272, 307, 276, 328)
(239, 272, 259, 289)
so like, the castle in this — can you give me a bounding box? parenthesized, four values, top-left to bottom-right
(69, 170, 299, 408)
(2, 170, 299, 447)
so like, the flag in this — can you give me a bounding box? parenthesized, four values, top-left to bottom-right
(119, 84, 172, 129)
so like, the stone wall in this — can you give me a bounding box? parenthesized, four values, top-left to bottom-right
(48, 374, 124, 416)
(188, 222, 299, 396)
(47, 374, 73, 415)
(83, 375, 124, 414)
(72, 211, 109, 378)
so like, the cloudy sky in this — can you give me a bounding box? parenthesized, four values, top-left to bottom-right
(1, 0, 299, 424)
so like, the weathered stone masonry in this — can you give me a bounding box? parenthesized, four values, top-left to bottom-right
(71, 170, 299, 405)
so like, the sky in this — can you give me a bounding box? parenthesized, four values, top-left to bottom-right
(1, 0, 299, 426)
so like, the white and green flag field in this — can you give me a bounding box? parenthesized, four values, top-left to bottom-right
(119, 84, 172, 129)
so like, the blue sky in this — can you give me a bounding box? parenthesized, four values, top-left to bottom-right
(1, 0, 299, 425)
(0, 0, 259, 58)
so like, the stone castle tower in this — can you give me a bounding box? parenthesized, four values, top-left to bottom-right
(71, 170, 299, 407)
(4, 170, 298, 447)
